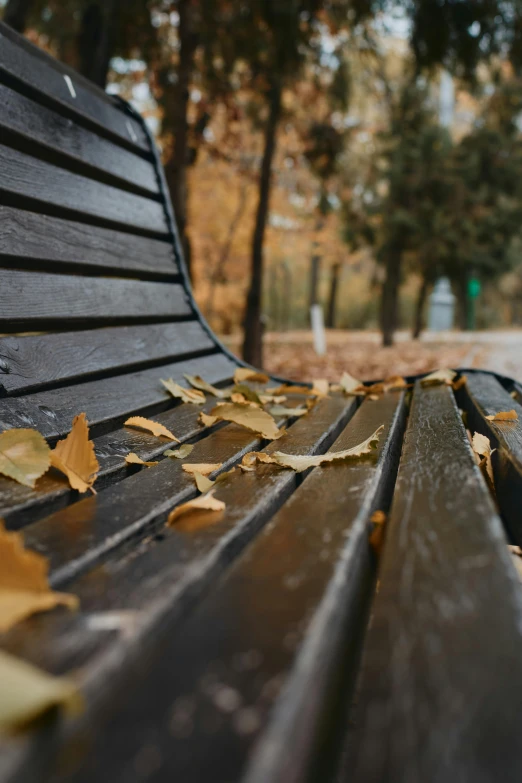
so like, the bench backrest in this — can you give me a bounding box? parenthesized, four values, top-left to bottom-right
(0, 22, 237, 440)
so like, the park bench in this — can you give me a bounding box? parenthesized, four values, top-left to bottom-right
(2, 20, 522, 783)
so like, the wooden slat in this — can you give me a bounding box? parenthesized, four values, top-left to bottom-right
(0, 351, 237, 440)
(0, 321, 214, 395)
(0, 205, 176, 277)
(0, 24, 148, 152)
(0, 144, 167, 234)
(0, 82, 158, 195)
(459, 372, 522, 544)
(0, 270, 190, 329)
(348, 383, 522, 783)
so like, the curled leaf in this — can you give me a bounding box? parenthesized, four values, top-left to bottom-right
(184, 374, 230, 399)
(210, 402, 282, 440)
(383, 375, 408, 391)
(259, 394, 287, 405)
(312, 379, 329, 397)
(339, 372, 364, 395)
(420, 368, 456, 387)
(0, 521, 78, 632)
(198, 412, 218, 428)
(232, 384, 263, 405)
(471, 431, 495, 486)
(167, 489, 225, 528)
(269, 405, 308, 418)
(182, 463, 222, 476)
(50, 413, 99, 493)
(165, 444, 194, 459)
(124, 416, 179, 442)
(0, 429, 51, 488)
(161, 379, 206, 405)
(124, 452, 158, 467)
(241, 425, 384, 473)
(233, 368, 269, 384)
(193, 472, 215, 493)
(231, 392, 247, 403)
(268, 384, 312, 395)
(486, 410, 518, 422)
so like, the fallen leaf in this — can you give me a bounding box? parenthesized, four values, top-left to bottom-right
(193, 472, 215, 493)
(452, 375, 467, 391)
(312, 379, 329, 397)
(358, 382, 385, 395)
(420, 368, 457, 387)
(0, 521, 78, 632)
(485, 410, 518, 422)
(161, 379, 206, 405)
(0, 649, 81, 734)
(210, 402, 282, 440)
(383, 375, 408, 391)
(198, 412, 218, 427)
(241, 425, 384, 473)
(184, 374, 230, 399)
(166, 489, 225, 527)
(50, 413, 99, 493)
(124, 416, 179, 442)
(0, 429, 51, 488)
(124, 452, 158, 467)
(233, 368, 270, 384)
(164, 444, 194, 459)
(182, 463, 222, 476)
(231, 392, 247, 403)
(259, 394, 287, 405)
(471, 431, 495, 486)
(339, 372, 364, 395)
(232, 384, 263, 405)
(268, 384, 312, 395)
(269, 405, 308, 418)
(369, 510, 387, 554)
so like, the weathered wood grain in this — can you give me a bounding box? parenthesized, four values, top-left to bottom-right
(348, 383, 522, 783)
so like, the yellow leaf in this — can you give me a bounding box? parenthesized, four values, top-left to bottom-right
(124, 416, 179, 442)
(231, 392, 248, 403)
(198, 412, 218, 427)
(339, 372, 364, 395)
(161, 378, 206, 405)
(164, 444, 194, 459)
(0, 521, 78, 632)
(0, 429, 51, 488)
(268, 384, 312, 395)
(420, 368, 456, 387)
(485, 410, 518, 421)
(210, 402, 282, 440)
(383, 375, 408, 391)
(452, 375, 467, 391)
(0, 650, 81, 734)
(471, 431, 495, 486)
(232, 384, 263, 405)
(233, 368, 270, 384)
(269, 405, 308, 418)
(124, 452, 159, 467)
(182, 463, 222, 476)
(50, 413, 99, 493)
(241, 425, 384, 473)
(369, 509, 387, 554)
(312, 379, 329, 397)
(166, 489, 225, 527)
(184, 374, 230, 399)
(193, 472, 215, 493)
(259, 394, 287, 405)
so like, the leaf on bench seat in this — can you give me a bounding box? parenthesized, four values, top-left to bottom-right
(184, 374, 231, 399)
(233, 368, 269, 384)
(124, 416, 179, 442)
(269, 405, 308, 418)
(312, 379, 329, 397)
(50, 413, 99, 493)
(0, 521, 78, 632)
(0, 649, 81, 734)
(210, 402, 282, 440)
(124, 452, 159, 467)
(485, 409, 518, 421)
(166, 489, 225, 528)
(420, 368, 457, 386)
(0, 428, 51, 488)
(165, 444, 195, 459)
(182, 463, 223, 476)
(198, 412, 218, 427)
(162, 378, 206, 405)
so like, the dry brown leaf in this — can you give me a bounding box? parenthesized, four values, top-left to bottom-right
(50, 413, 99, 493)
(420, 368, 457, 387)
(369, 510, 387, 554)
(233, 368, 270, 384)
(358, 382, 385, 395)
(0, 521, 78, 633)
(0, 649, 81, 734)
(232, 384, 263, 405)
(383, 375, 408, 391)
(268, 384, 312, 395)
(124, 416, 179, 442)
(210, 402, 282, 440)
(0, 429, 51, 488)
(269, 405, 308, 418)
(452, 375, 467, 391)
(124, 452, 159, 467)
(259, 394, 287, 405)
(485, 410, 518, 422)
(338, 371, 364, 395)
(193, 472, 215, 493)
(183, 374, 230, 399)
(161, 378, 206, 405)
(198, 412, 218, 427)
(231, 392, 247, 403)
(182, 463, 222, 476)
(312, 379, 329, 397)
(166, 489, 225, 527)
(471, 431, 495, 486)
(241, 425, 384, 473)
(164, 444, 194, 459)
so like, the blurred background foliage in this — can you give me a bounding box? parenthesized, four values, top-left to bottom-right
(3, 0, 522, 365)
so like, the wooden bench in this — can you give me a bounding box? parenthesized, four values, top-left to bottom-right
(2, 21, 522, 783)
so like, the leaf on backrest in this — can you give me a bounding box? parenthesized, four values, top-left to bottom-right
(210, 402, 282, 440)
(161, 379, 206, 405)
(0, 429, 51, 488)
(184, 374, 230, 399)
(124, 416, 179, 442)
(50, 413, 99, 493)
(233, 368, 269, 384)
(0, 521, 78, 633)
(0, 649, 81, 734)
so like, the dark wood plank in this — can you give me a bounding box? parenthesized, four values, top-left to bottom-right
(0, 270, 190, 329)
(0, 82, 158, 195)
(0, 144, 167, 235)
(0, 24, 148, 152)
(0, 321, 214, 395)
(459, 372, 522, 544)
(0, 351, 236, 440)
(0, 205, 176, 278)
(347, 382, 522, 783)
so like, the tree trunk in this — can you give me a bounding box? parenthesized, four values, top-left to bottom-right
(78, 1, 117, 88)
(164, 0, 197, 281)
(380, 244, 402, 347)
(3, 0, 33, 32)
(412, 276, 428, 339)
(326, 262, 341, 329)
(242, 78, 282, 366)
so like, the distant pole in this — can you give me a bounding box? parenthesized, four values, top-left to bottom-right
(326, 262, 341, 328)
(280, 260, 291, 331)
(309, 252, 321, 310)
(439, 70, 455, 129)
